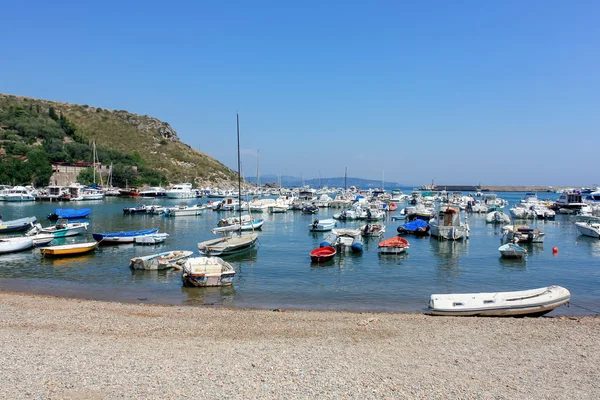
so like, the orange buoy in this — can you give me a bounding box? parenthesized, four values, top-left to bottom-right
(552, 247, 558, 255)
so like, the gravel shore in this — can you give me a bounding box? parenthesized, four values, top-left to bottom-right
(0, 291, 598, 399)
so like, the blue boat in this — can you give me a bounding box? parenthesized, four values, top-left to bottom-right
(47, 208, 91, 220)
(397, 219, 430, 236)
(0, 216, 37, 233)
(93, 228, 160, 243)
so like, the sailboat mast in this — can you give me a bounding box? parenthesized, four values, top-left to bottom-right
(256, 149, 260, 194)
(237, 113, 242, 232)
(344, 167, 347, 191)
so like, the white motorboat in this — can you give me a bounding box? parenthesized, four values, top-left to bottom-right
(134, 233, 170, 244)
(498, 243, 527, 259)
(308, 218, 336, 232)
(166, 183, 195, 199)
(502, 225, 545, 243)
(428, 285, 570, 317)
(4, 186, 35, 202)
(331, 228, 363, 253)
(181, 257, 236, 287)
(575, 220, 600, 238)
(164, 204, 202, 217)
(129, 250, 192, 270)
(37, 220, 89, 238)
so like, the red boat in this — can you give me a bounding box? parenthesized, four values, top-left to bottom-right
(378, 236, 410, 255)
(310, 246, 337, 262)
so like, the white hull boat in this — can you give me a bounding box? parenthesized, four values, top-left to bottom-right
(0, 237, 34, 254)
(182, 257, 236, 287)
(485, 211, 511, 224)
(360, 223, 386, 237)
(166, 183, 195, 199)
(429, 285, 570, 317)
(129, 250, 193, 270)
(165, 205, 202, 217)
(575, 220, 600, 238)
(308, 218, 336, 232)
(499, 243, 527, 259)
(134, 233, 170, 244)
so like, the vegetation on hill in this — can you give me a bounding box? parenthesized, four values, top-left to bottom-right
(0, 93, 237, 187)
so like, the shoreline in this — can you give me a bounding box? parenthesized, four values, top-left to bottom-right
(1, 291, 599, 399)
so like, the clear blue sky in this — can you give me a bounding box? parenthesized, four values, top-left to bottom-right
(1, 1, 598, 186)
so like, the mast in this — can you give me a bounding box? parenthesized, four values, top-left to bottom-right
(237, 113, 242, 234)
(256, 149, 260, 195)
(92, 141, 96, 185)
(344, 167, 347, 191)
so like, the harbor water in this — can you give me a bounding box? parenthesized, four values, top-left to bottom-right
(1, 191, 599, 315)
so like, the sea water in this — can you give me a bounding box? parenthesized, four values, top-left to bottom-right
(0, 191, 599, 316)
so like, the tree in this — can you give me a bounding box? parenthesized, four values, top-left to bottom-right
(26, 148, 53, 186)
(48, 106, 58, 120)
(77, 168, 98, 186)
(111, 164, 138, 188)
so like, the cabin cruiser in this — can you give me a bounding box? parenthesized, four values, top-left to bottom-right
(166, 183, 195, 199)
(552, 190, 587, 213)
(139, 187, 167, 197)
(4, 186, 35, 202)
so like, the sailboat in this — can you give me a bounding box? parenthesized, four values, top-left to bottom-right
(81, 142, 105, 200)
(197, 114, 259, 257)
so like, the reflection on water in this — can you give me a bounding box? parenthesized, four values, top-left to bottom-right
(430, 239, 468, 272)
(42, 253, 97, 267)
(182, 285, 237, 306)
(575, 236, 600, 257)
(498, 256, 528, 269)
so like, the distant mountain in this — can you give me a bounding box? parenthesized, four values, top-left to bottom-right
(245, 174, 401, 189)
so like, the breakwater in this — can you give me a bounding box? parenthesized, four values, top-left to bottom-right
(423, 185, 556, 192)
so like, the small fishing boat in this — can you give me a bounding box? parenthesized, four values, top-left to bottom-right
(0, 216, 37, 233)
(240, 219, 264, 231)
(134, 233, 169, 244)
(47, 208, 91, 220)
(499, 243, 527, 259)
(129, 250, 193, 270)
(391, 214, 407, 221)
(360, 223, 386, 237)
(164, 204, 203, 217)
(0, 237, 34, 254)
(39, 242, 97, 257)
(181, 257, 236, 287)
(308, 218, 336, 232)
(331, 228, 363, 253)
(575, 220, 600, 238)
(378, 236, 410, 255)
(39, 220, 89, 238)
(92, 228, 160, 243)
(302, 204, 319, 214)
(428, 285, 570, 317)
(501, 225, 545, 243)
(310, 245, 337, 262)
(123, 204, 148, 214)
(198, 226, 259, 257)
(146, 205, 167, 215)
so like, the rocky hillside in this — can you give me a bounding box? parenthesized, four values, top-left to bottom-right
(0, 93, 238, 186)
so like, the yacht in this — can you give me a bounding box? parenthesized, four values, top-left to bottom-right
(166, 183, 195, 199)
(552, 190, 586, 213)
(139, 187, 167, 197)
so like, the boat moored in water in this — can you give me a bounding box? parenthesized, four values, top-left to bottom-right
(39, 242, 98, 257)
(181, 257, 236, 287)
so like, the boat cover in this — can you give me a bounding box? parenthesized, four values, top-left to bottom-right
(49, 208, 92, 219)
(402, 219, 429, 231)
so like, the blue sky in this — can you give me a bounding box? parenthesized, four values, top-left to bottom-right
(1, 1, 598, 186)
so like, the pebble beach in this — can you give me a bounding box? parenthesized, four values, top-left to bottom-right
(1, 291, 598, 399)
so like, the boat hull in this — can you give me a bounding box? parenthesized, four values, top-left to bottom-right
(429, 286, 571, 317)
(575, 221, 600, 238)
(40, 242, 97, 257)
(310, 246, 336, 262)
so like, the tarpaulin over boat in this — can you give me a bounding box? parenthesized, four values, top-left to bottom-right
(401, 219, 429, 231)
(47, 208, 92, 220)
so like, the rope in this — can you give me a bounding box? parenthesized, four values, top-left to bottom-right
(568, 302, 600, 315)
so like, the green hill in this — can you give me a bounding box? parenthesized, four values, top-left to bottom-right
(0, 93, 237, 187)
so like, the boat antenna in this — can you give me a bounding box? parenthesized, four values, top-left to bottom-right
(237, 113, 242, 235)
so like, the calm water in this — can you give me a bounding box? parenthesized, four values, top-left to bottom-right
(1, 191, 599, 315)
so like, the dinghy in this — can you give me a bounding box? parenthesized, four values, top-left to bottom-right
(181, 257, 236, 287)
(331, 228, 363, 253)
(129, 250, 193, 270)
(0, 237, 34, 254)
(310, 246, 337, 262)
(40, 242, 97, 257)
(93, 228, 160, 243)
(360, 223, 386, 237)
(378, 236, 410, 255)
(0, 216, 37, 233)
(134, 233, 169, 244)
(428, 285, 570, 317)
(499, 243, 527, 259)
(197, 226, 258, 257)
(38, 220, 89, 238)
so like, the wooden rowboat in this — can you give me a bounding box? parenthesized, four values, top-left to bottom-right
(310, 246, 336, 262)
(40, 242, 98, 257)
